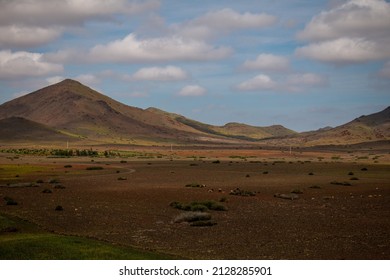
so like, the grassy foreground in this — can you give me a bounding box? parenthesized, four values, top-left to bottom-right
(0, 213, 172, 260)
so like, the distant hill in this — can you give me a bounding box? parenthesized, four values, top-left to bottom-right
(263, 106, 390, 147)
(0, 79, 295, 146)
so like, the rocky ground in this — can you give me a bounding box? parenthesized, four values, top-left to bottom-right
(0, 149, 389, 259)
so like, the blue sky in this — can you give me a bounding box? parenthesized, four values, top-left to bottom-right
(0, 0, 389, 132)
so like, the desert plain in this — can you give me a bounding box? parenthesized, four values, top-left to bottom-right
(1, 146, 389, 260)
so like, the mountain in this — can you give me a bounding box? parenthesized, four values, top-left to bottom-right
(1, 79, 387, 147)
(263, 106, 390, 147)
(0, 117, 73, 143)
(0, 79, 294, 146)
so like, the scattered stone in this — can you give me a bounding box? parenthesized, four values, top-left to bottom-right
(274, 193, 299, 200)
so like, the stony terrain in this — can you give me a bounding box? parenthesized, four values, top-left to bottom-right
(1, 148, 389, 259)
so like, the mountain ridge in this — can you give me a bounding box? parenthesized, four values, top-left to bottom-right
(0, 79, 388, 147)
(0, 79, 294, 145)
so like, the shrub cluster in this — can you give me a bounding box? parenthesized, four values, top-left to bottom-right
(229, 188, 256, 197)
(170, 201, 227, 212)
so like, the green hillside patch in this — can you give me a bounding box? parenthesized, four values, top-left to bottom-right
(0, 214, 172, 260)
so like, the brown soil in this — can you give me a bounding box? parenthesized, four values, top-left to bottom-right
(0, 149, 389, 259)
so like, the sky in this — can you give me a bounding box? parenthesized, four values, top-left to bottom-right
(0, 0, 389, 132)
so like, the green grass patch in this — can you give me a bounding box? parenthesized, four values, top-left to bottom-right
(0, 164, 48, 181)
(0, 213, 173, 260)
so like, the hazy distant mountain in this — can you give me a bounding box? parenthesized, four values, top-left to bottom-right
(0, 79, 294, 146)
(263, 107, 390, 147)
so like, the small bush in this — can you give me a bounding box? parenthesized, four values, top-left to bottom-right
(173, 212, 211, 223)
(291, 188, 304, 194)
(64, 165, 72, 168)
(229, 188, 256, 197)
(308, 172, 314, 176)
(170, 200, 227, 212)
(120, 160, 127, 163)
(350, 177, 359, 180)
(4, 197, 18, 206)
(86, 166, 103, 170)
(219, 197, 227, 203)
(42, 189, 52, 194)
(361, 167, 368, 171)
(36, 179, 44, 184)
(348, 172, 354, 176)
(212, 160, 220, 164)
(117, 177, 127, 180)
(263, 171, 269, 174)
(185, 183, 205, 188)
(246, 174, 250, 178)
(55, 205, 64, 211)
(49, 179, 59, 184)
(190, 220, 217, 227)
(330, 181, 351, 186)
(309, 185, 321, 189)
(54, 184, 66, 189)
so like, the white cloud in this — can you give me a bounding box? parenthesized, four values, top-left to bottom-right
(174, 8, 276, 40)
(295, 37, 390, 64)
(132, 66, 188, 81)
(296, 0, 390, 64)
(46, 76, 65, 85)
(236, 73, 327, 92)
(242, 54, 289, 72)
(0, 50, 63, 79)
(74, 74, 100, 86)
(0, 0, 160, 26)
(297, 0, 390, 42)
(0, 26, 61, 48)
(88, 33, 232, 63)
(0, 0, 160, 48)
(177, 85, 206, 97)
(236, 74, 276, 91)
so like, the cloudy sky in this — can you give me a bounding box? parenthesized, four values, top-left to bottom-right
(0, 0, 389, 131)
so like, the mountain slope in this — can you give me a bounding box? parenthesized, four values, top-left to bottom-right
(0, 117, 75, 142)
(1, 79, 291, 145)
(263, 106, 390, 146)
(146, 107, 296, 141)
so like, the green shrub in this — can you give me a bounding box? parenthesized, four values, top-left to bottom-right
(173, 212, 211, 223)
(64, 165, 72, 168)
(4, 197, 17, 206)
(170, 200, 227, 212)
(185, 183, 205, 188)
(86, 166, 104, 170)
(212, 160, 220, 164)
(55, 205, 64, 211)
(117, 177, 127, 180)
(330, 181, 351, 186)
(229, 188, 256, 196)
(190, 220, 217, 227)
(291, 189, 304, 194)
(49, 179, 59, 184)
(42, 189, 52, 194)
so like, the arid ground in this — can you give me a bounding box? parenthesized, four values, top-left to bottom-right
(1, 147, 389, 259)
